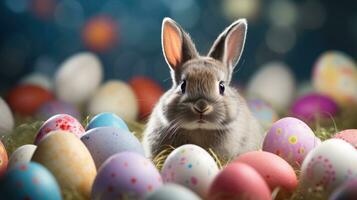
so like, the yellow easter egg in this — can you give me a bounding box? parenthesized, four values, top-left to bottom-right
(313, 51, 357, 106)
(32, 130, 97, 198)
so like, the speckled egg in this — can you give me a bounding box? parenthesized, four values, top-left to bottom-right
(81, 126, 144, 168)
(34, 114, 85, 144)
(313, 51, 357, 106)
(8, 144, 37, 169)
(0, 162, 61, 200)
(36, 100, 81, 121)
(161, 144, 219, 198)
(92, 152, 162, 200)
(0, 140, 8, 176)
(0, 97, 14, 135)
(235, 151, 298, 192)
(86, 112, 129, 131)
(262, 117, 321, 168)
(333, 129, 357, 149)
(330, 179, 357, 200)
(208, 162, 272, 200)
(144, 183, 201, 200)
(32, 131, 97, 198)
(300, 139, 357, 196)
(248, 99, 278, 129)
(88, 80, 138, 121)
(290, 93, 339, 123)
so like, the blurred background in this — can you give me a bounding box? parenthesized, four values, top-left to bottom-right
(1, 0, 356, 91)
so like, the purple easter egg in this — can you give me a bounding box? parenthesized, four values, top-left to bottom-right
(36, 100, 81, 120)
(290, 93, 339, 122)
(35, 114, 85, 144)
(92, 152, 163, 200)
(262, 117, 321, 168)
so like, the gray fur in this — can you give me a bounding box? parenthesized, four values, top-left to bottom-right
(143, 18, 264, 160)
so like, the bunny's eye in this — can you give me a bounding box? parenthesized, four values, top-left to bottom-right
(219, 81, 225, 95)
(181, 80, 186, 94)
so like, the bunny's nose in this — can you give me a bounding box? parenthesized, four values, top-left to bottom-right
(193, 99, 212, 114)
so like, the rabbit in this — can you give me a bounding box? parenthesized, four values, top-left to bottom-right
(143, 17, 264, 160)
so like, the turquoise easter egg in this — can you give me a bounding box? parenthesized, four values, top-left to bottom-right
(86, 112, 129, 131)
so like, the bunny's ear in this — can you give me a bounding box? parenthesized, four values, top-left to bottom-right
(207, 19, 247, 73)
(162, 18, 198, 71)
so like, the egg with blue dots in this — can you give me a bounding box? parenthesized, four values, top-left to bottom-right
(81, 126, 144, 169)
(161, 144, 219, 198)
(262, 117, 321, 168)
(0, 162, 62, 200)
(92, 152, 163, 200)
(86, 112, 129, 132)
(300, 139, 357, 197)
(144, 183, 201, 200)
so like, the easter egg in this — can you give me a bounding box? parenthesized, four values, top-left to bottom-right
(129, 76, 164, 120)
(7, 84, 53, 115)
(0, 162, 61, 200)
(92, 152, 162, 200)
(247, 62, 296, 112)
(161, 144, 219, 198)
(234, 151, 297, 191)
(330, 179, 357, 200)
(82, 15, 118, 52)
(300, 139, 357, 195)
(144, 183, 201, 200)
(55, 52, 103, 104)
(262, 117, 321, 168)
(36, 100, 81, 121)
(88, 80, 138, 121)
(20, 73, 53, 91)
(207, 162, 271, 200)
(313, 51, 357, 106)
(290, 93, 339, 122)
(32, 131, 97, 198)
(296, 81, 315, 97)
(34, 114, 85, 144)
(0, 97, 14, 135)
(333, 129, 357, 149)
(81, 126, 144, 168)
(8, 144, 37, 169)
(0, 140, 8, 176)
(248, 99, 278, 129)
(86, 112, 129, 131)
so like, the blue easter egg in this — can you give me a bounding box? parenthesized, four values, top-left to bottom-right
(0, 162, 62, 200)
(86, 112, 129, 131)
(81, 126, 144, 168)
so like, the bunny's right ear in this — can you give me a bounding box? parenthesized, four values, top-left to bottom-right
(162, 18, 198, 73)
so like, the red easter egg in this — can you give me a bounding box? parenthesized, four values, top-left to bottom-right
(208, 163, 272, 200)
(129, 76, 164, 120)
(334, 129, 357, 149)
(0, 140, 8, 177)
(234, 151, 298, 192)
(7, 84, 53, 115)
(82, 15, 118, 52)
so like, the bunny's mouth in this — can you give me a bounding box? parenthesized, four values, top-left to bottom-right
(197, 114, 206, 123)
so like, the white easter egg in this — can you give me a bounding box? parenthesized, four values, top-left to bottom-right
(88, 80, 138, 121)
(300, 139, 357, 195)
(0, 97, 14, 135)
(247, 62, 296, 112)
(8, 144, 37, 169)
(161, 144, 219, 198)
(20, 73, 53, 91)
(55, 52, 103, 104)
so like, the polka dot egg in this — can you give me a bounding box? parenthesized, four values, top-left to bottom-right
(34, 114, 85, 144)
(263, 117, 321, 168)
(161, 144, 219, 198)
(92, 152, 162, 200)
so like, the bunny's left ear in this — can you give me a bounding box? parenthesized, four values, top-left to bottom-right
(207, 19, 247, 73)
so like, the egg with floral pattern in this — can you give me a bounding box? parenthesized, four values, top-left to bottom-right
(263, 117, 321, 168)
(300, 139, 357, 196)
(92, 152, 162, 200)
(161, 144, 219, 198)
(34, 114, 85, 144)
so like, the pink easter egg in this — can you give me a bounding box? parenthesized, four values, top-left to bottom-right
(333, 129, 357, 149)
